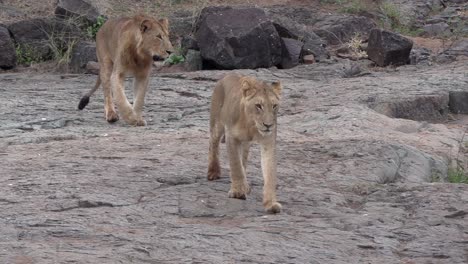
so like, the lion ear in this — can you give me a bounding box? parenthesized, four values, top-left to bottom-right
(271, 81, 282, 98)
(140, 19, 151, 33)
(241, 78, 256, 98)
(158, 18, 169, 29)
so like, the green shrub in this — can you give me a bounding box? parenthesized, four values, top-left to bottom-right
(164, 54, 185, 65)
(448, 167, 468, 184)
(340, 0, 366, 14)
(15, 44, 43, 65)
(87, 16, 106, 39)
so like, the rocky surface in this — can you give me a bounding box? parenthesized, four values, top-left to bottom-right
(0, 60, 467, 263)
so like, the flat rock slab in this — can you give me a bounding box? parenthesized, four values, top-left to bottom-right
(0, 61, 467, 263)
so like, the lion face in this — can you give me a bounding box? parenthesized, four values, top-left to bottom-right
(139, 18, 174, 61)
(241, 77, 282, 136)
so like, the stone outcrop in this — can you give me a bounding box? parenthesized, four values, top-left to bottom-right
(367, 29, 413, 66)
(195, 6, 282, 69)
(8, 18, 80, 62)
(55, 0, 100, 25)
(0, 26, 16, 69)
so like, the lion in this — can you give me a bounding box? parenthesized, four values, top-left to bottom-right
(78, 14, 174, 126)
(207, 74, 282, 213)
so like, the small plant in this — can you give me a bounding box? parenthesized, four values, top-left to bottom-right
(378, 2, 422, 36)
(87, 16, 106, 39)
(347, 33, 367, 58)
(49, 37, 77, 65)
(447, 167, 468, 184)
(15, 44, 43, 65)
(340, 0, 366, 14)
(164, 54, 185, 65)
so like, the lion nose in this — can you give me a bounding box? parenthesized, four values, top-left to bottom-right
(153, 55, 162, 61)
(263, 123, 273, 129)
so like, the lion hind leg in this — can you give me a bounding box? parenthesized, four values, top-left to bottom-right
(207, 123, 224, 181)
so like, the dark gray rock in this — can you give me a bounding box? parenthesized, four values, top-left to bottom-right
(195, 6, 282, 69)
(180, 35, 199, 55)
(0, 26, 16, 69)
(279, 38, 303, 69)
(435, 38, 468, 63)
(8, 18, 81, 62)
(314, 15, 376, 46)
(423, 22, 449, 37)
(184, 49, 202, 71)
(367, 29, 413, 67)
(55, 0, 100, 25)
(449, 91, 468, 114)
(265, 7, 329, 62)
(369, 94, 449, 122)
(410, 47, 431, 65)
(272, 22, 329, 62)
(69, 41, 97, 73)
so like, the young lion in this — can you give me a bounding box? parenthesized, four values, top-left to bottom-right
(78, 14, 174, 126)
(207, 74, 282, 213)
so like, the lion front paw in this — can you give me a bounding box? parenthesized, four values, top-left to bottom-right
(106, 110, 120, 123)
(228, 190, 247, 200)
(207, 163, 221, 181)
(135, 118, 147, 126)
(264, 201, 282, 214)
(228, 183, 251, 200)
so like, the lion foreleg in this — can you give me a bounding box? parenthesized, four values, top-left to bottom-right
(132, 74, 150, 126)
(260, 139, 282, 213)
(227, 135, 250, 199)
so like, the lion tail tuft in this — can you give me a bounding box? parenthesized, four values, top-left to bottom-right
(78, 96, 90, 110)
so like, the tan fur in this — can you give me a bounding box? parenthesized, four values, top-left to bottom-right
(207, 74, 282, 213)
(79, 14, 174, 126)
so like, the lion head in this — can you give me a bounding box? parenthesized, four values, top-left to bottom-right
(240, 77, 282, 136)
(138, 16, 174, 61)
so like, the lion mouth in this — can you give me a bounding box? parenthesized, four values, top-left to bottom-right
(259, 128, 273, 135)
(152, 55, 164, 61)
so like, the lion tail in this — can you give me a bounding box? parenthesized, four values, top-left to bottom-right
(78, 76, 101, 110)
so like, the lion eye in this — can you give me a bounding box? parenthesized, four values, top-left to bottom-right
(273, 104, 278, 110)
(255, 104, 263, 110)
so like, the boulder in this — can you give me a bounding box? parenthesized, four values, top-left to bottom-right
(303, 54, 315, 64)
(69, 41, 97, 73)
(265, 6, 329, 62)
(55, 0, 100, 25)
(314, 15, 376, 46)
(195, 6, 282, 70)
(367, 29, 413, 67)
(184, 49, 202, 71)
(423, 22, 449, 37)
(85, 61, 99, 74)
(272, 22, 329, 62)
(180, 35, 199, 55)
(410, 47, 431, 65)
(0, 26, 17, 69)
(8, 18, 81, 62)
(279, 38, 303, 69)
(449, 91, 468, 114)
